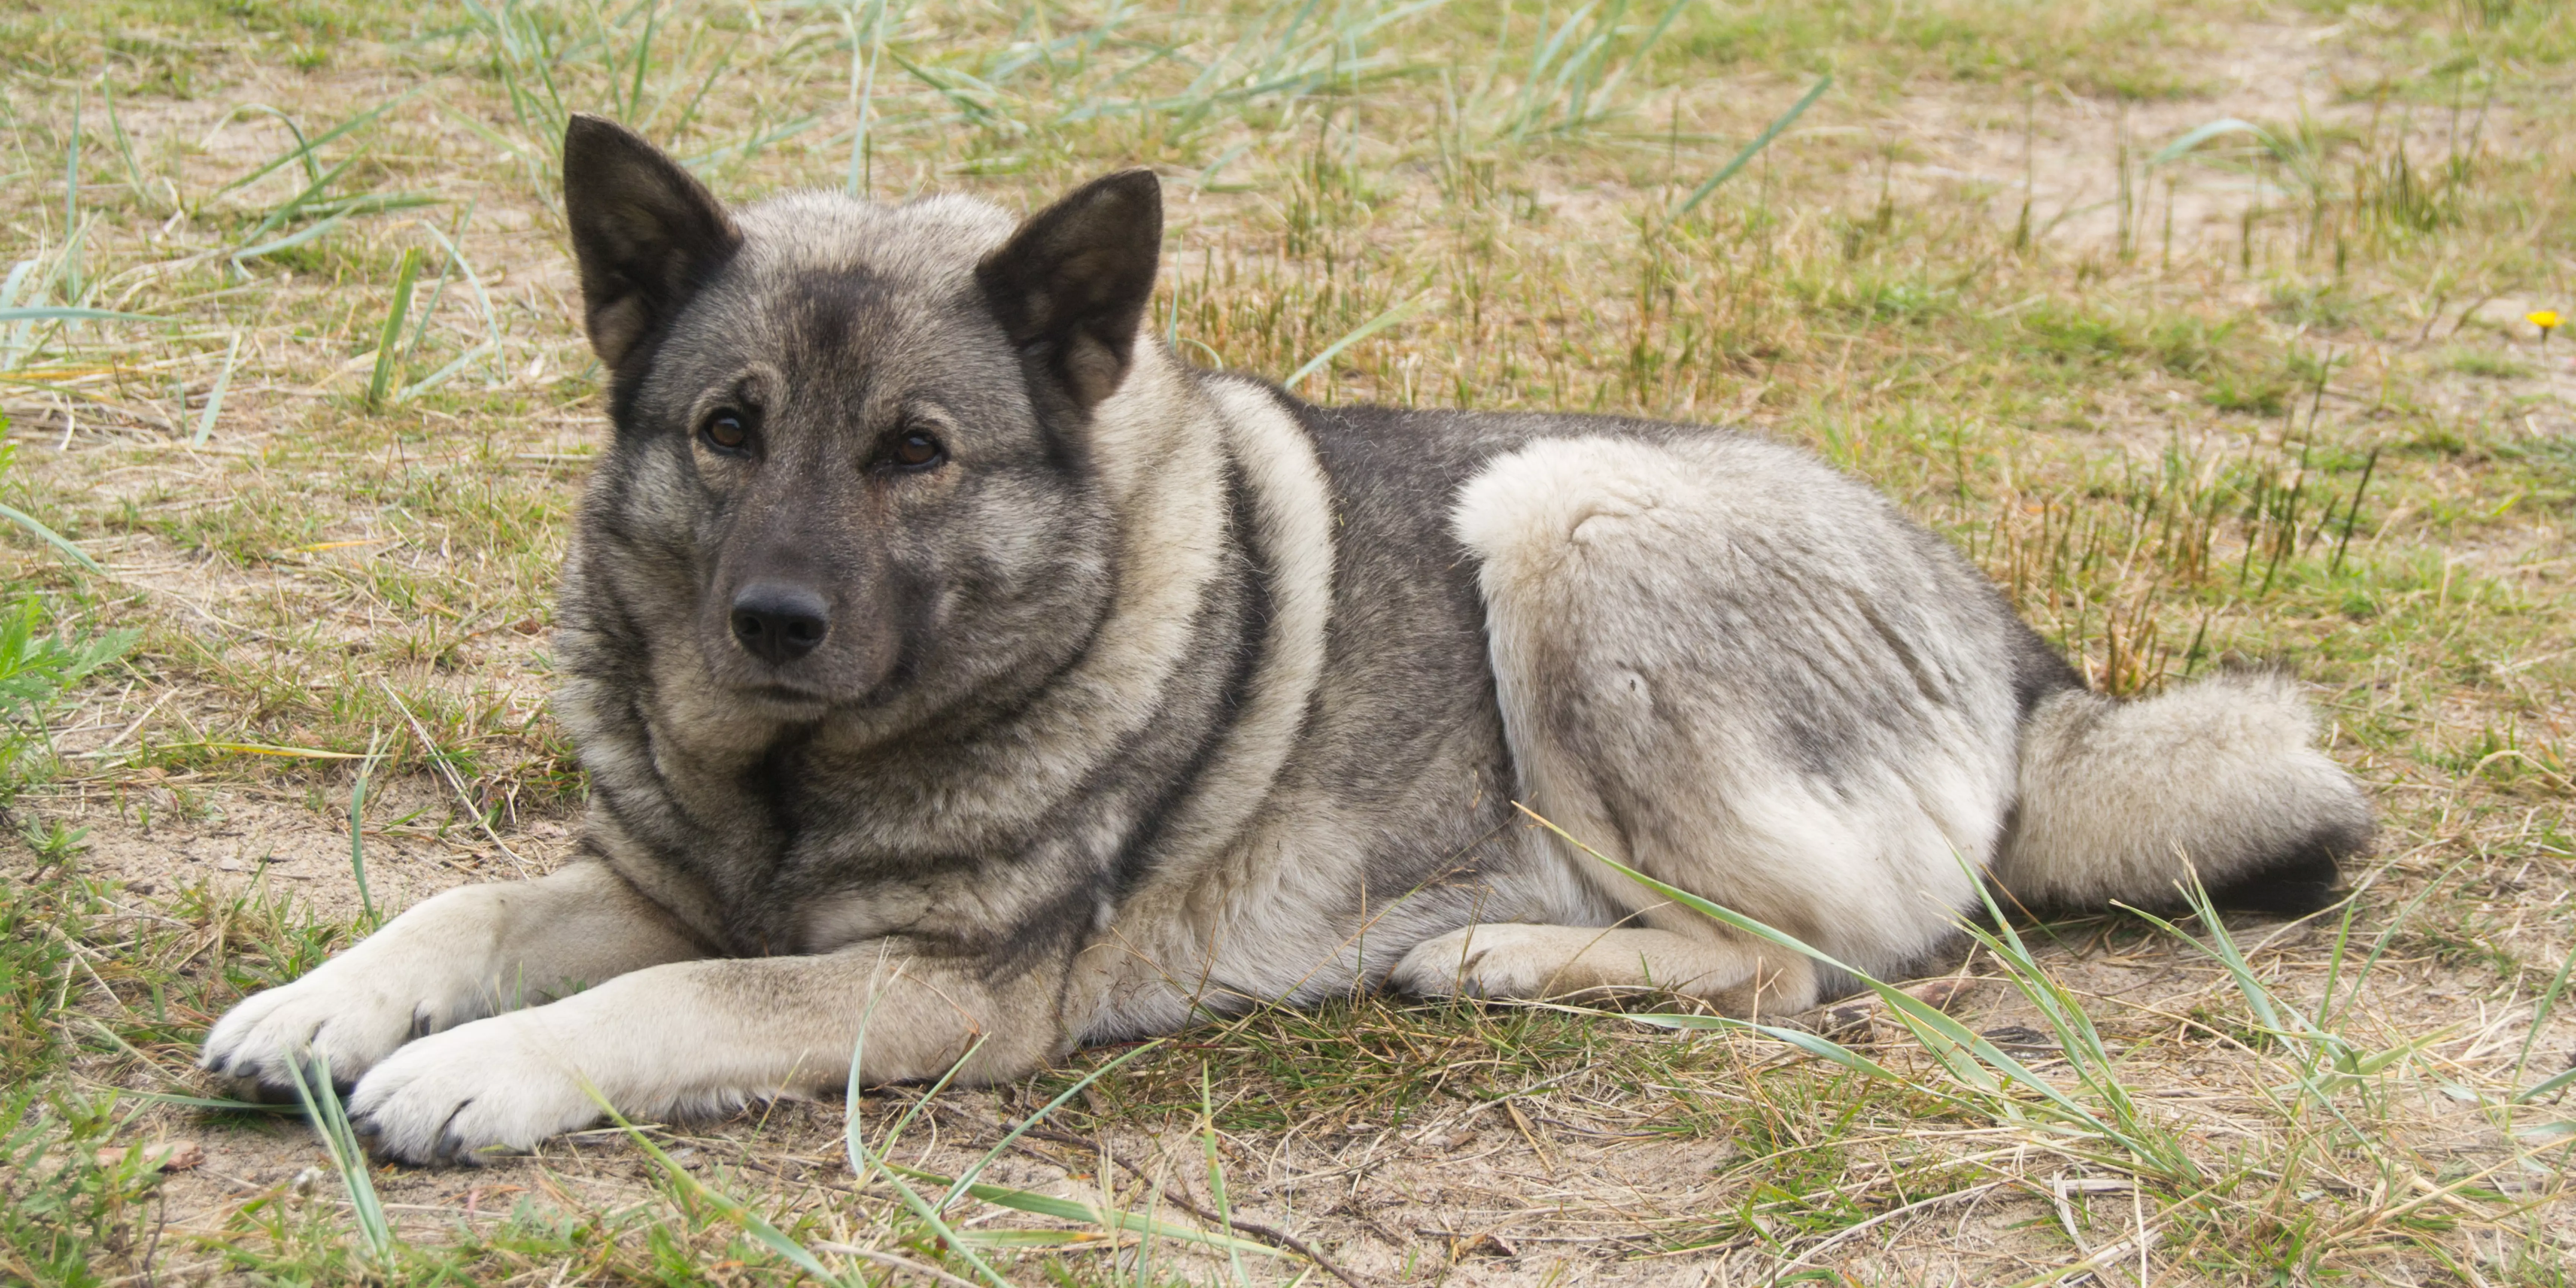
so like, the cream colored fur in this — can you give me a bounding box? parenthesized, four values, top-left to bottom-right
(1395, 435, 2016, 1010)
(1991, 672, 2368, 908)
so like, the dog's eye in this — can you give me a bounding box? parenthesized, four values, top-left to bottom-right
(892, 430, 944, 470)
(701, 412, 751, 455)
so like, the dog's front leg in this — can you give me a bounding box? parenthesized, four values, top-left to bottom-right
(202, 862, 707, 1098)
(343, 943, 1065, 1164)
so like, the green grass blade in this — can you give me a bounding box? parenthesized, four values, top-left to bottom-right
(214, 98, 411, 198)
(1956, 868, 2148, 1120)
(861, 1032, 985, 1174)
(284, 192, 440, 223)
(412, 221, 503, 382)
(2514, 939, 2576, 1086)
(231, 213, 348, 268)
(348, 730, 386, 928)
(626, 0, 663, 121)
(368, 248, 423, 410)
(2115, 887, 2400, 1139)
(2517, 1064, 2576, 1105)
(1580, 0, 1689, 114)
(400, 240, 457, 367)
(1284, 293, 1428, 390)
(593, 1093, 854, 1285)
(192, 332, 239, 447)
(62, 91, 80, 295)
(936, 1037, 1163, 1212)
(99, 81, 147, 203)
(2113, 892, 2291, 1035)
(1508, 1, 1601, 140)
(1629, 1010, 1929, 1086)
(1204, 1064, 1250, 1288)
(885, 1160, 1288, 1258)
(2312, 883, 2367, 1029)
(2149, 117, 2277, 168)
(1530, 806, 2170, 1160)
(395, 342, 497, 403)
(946, 1229, 1117, 1248)
(843, 993, 1013, 1288)
(117, 1089, 300, 1114)
(845, 0, 891, 196)
(239, 154, 359, 243)
(1674, 73, 1829, 216)
(0, 306, 159, 323)
(2328, 859, 2463, 1028)
(0, 259, 34, 372)
(0, 501, 102, 574)
(282, 1054, 395, 1261)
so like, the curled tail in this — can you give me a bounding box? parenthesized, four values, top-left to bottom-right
(1991, 670, 2372, 917)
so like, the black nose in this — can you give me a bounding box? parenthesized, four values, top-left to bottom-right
(729, 583, 830, 664)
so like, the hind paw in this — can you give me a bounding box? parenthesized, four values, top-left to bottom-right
(1392, 924, 1595, 1000)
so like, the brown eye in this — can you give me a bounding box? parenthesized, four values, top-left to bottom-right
(701, 412, 750, 454)
(893, 430, 944, 470)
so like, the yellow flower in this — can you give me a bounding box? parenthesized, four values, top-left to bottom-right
(2532, 310, 2563, 332)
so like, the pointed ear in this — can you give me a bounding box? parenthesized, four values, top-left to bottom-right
(562, 114, 741, 373)
(976, 169, 1163, 411)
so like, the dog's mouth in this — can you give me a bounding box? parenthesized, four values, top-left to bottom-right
(729, 679, 836, 713)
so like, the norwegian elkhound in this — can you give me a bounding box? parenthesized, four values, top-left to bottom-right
(202, 116, 2372, 1163)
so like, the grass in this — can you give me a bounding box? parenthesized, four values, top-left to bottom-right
(1, 0, 2573, 1282)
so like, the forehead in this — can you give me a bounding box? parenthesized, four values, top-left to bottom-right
(675, 191, 1022, 385)
(734, 190, 1016, 291)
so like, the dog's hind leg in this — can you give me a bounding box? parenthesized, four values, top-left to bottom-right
(1392, 433, 2023, 1014)
(202, 862, 707, 1099)
(1397, 922, 1818, 1015)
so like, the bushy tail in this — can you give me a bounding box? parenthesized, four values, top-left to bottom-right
(1991, 670, 2372, 917)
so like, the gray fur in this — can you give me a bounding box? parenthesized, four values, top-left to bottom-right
(199, 119, 2373, 1163)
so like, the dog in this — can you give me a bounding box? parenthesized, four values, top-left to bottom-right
(201, 115, 2372, 1164)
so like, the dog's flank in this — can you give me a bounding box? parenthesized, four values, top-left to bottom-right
(201, 116, 2373, 1163)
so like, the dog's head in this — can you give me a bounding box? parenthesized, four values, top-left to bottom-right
(560, 116, 1162, 732)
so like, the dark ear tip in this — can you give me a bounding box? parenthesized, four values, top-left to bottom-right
(1103, 167, 1161, 205)
(1060, 168, 1160, 220)
(562, 114, 651, 170)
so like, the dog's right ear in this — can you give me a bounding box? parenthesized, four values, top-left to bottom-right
(562, 114, 740, 373)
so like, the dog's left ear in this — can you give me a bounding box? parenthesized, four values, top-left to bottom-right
(976, 169, 1163, 411)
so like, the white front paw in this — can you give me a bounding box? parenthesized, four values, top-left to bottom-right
(347, 1014, 604, 1165)
(1391, 924, 1561, 1000)
(201, 959, 480, 1100)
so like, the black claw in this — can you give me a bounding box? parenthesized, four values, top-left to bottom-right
(222, 1071, 303, 1106)
(435, 1099, 474, 1162)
